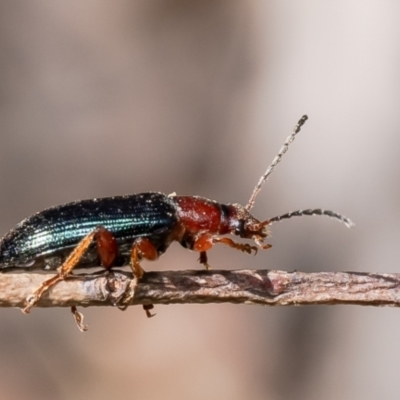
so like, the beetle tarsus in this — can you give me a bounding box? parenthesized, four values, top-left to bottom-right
(23, 273, 64, 313)
(212, 237, 258, 255)
(71, 306, 88, 332)
(116, 276, 139, 310)
(143, 304, 156, 318)
(198, 251, 211, 270)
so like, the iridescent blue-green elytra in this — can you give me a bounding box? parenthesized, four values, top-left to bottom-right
(0, 192, 178, 271)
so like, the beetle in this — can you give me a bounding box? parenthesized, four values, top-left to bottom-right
(0, 115, 353, 327)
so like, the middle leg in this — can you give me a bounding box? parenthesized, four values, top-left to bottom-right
(117, 237, 160, 316)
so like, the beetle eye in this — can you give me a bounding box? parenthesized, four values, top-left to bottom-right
(235, 219, 245, 236)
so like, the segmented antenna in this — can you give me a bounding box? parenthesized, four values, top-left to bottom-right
(263, 209, 355, 229)
(246, 115, 308, 211)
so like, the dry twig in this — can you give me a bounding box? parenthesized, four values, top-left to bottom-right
(1, 269, 400, 309)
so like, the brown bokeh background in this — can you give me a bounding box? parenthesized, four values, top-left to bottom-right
(0, 1, 399, 399)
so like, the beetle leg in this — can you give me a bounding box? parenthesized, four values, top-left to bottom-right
(118, 238, 159, 315)
(96, 226, 118, 268)
(212, 237, 259, 255)
(71, 305, 88, 332)
(198, 251, 211, 270)
(193, 234, 258, 269)
(143, 304, 156, 318)
(130, 237, 159, 277)
(192, 235, 212, 269)
(193, 234, 262, 270)
(23, 226, 119, 314)
(254, 235, 272, 250)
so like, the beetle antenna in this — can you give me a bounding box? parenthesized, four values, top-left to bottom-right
(246, 115, 308, 211)
(259, 209, 355, 229)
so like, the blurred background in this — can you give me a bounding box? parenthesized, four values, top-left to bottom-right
(0, 1, 399, 399)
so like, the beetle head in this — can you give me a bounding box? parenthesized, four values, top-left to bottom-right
(228, 204, 271, 248)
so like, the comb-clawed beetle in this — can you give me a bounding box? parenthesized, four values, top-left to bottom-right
(0, 115, 354, 328)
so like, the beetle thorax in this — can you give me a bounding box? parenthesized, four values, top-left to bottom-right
(173, 196, 229, 235)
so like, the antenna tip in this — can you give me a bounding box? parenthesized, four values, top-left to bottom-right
(299, 115, 308, 124)
(344, 218, 356, 229)
(294, 115, 308, 133)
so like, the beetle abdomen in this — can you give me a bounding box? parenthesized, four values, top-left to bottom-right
(0, 192, 177, 269)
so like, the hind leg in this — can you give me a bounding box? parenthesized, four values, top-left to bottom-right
(23, 226, 118, 314)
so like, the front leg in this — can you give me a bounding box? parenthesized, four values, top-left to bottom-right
(192, 233, 262, 270)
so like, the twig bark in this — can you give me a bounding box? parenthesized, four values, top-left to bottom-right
(1, 269, 400, 308)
